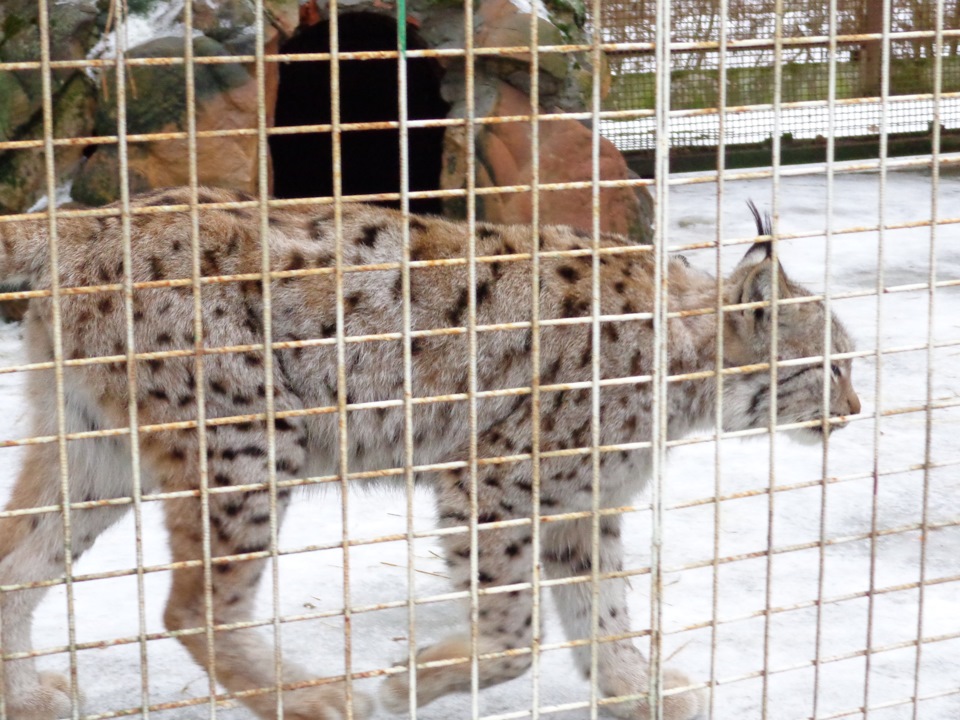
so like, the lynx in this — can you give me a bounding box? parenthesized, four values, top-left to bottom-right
(0, 188, 860, 720)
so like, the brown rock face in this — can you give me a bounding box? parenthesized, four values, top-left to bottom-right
(71, 37, 263, 207)
(444, 82, 643, 238)
(0, 0, 651, 246)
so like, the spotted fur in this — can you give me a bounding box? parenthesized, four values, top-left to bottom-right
(0, 188, 860, 720)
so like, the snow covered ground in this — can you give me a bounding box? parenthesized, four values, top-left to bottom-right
(0, 160, 958, 720)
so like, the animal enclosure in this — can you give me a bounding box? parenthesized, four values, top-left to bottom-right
(0, 1, 957, 720)
(599, 0, 960, 152)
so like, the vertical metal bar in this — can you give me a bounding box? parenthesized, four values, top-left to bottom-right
(252, 0, 283, 715)
(911, 1, 943, 717)
(327, 3, 356, 717)
(526, 5, 544, 720)
(708, 0, 730, 714)
(650, 0, 672, 716)
(111, 0, 150, 714)
(35, 0, 79, 714)
(460, 0, 480, 716)
(812, 0, 840, 715)
(864, 1, 892, 715)
(761, 0, 785, 715)
(180, 1, 216, 716)
(395, 4, 419, 719)
(587, 0, 604, 717)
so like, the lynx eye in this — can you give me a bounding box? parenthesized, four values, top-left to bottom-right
(830, 363, 842, 379)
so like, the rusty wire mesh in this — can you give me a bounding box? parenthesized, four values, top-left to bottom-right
(0, 1, 958, 719)
(597, 0, 960, 150)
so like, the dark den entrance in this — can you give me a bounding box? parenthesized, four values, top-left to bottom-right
(270, 13, 451, 216)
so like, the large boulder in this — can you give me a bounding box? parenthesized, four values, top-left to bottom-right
(0, 0, 295, 212)
(442, 81, 645, 239)
(0, 0, 101, 212)
(72, 35, 260, 206)
(0, 0, 649, 241)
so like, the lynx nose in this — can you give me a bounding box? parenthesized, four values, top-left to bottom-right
(829, 389, 861, 430)
(847, 390, 861, 416)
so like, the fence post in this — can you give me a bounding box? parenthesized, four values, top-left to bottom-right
(859, 0, 886, 97)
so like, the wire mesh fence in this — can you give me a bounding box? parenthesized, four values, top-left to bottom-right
(597, 0, 960, 151)
(0, 1, 958, 720)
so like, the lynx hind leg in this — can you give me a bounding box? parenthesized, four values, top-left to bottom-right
(543, 517, 704, 720)
(381, 466, 538, 712)
(0, 436, 132, 719)
(158, 417, 370, 720)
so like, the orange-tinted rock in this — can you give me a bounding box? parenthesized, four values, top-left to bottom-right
(444, 81, 643, 238)
(1, 0, 648, 245)
(476, 0, 569, 79)
(72, 37, 262, 206)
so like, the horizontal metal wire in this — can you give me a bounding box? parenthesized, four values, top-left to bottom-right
(10, 624, 957, 720)
(5, 499, 956, 605)
(3, 89, 956, 153)
(2, 152, 957, 230)
(2, 360, 948, 454)
(1, 28, 956, 74)
(2, 4, 955, 719)
(4, 440, 956, 542)
(811, 688, 960, 720)
(9, 564, 960, 683)
(3, 220, 959, 309)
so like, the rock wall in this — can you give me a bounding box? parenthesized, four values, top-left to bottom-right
(0, 0, 651, 239)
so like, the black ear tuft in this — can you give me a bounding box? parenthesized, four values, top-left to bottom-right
(745, 199, 773, 259)
(746, 199, 773, 237)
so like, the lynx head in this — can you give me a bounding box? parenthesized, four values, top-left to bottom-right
(721, 201, 861, 443)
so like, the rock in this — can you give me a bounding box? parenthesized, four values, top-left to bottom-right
(476, 0, 570, 79)
(0, 0, 100, 210)
(0, 0, 642, 244)
(0, 0, 100, 133)
(181, 0, 296, 54)
(72, 35, 260, 206)
(0, 73, 97, 213)
(0, 72, 32, 143)
(443, 81, 645, 238)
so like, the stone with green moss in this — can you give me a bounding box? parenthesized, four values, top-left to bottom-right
(69, 145, 122, 207)
(0, 0, 99, 139)
(0, 72, 96, 213)
(93, 36, 252, 136)
(0, 72, 31, 143)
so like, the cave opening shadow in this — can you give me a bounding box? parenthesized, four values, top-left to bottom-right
(270, 14, 451, 216)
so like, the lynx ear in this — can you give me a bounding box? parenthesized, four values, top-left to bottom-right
(738, 258, 791, 326)
(735, 200, 790, 324)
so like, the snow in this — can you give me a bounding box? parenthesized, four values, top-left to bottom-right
(26, 181, 74, 214)
(1, 161, 958, 719)
(508, 0, 553, 22)
(85, 0, 204, 79)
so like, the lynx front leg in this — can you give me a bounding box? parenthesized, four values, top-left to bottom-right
(0, 440, 131, 720)
(543, 517, 704, 720)
(381, 467, 538, 712)
(162, 472, 371, 720)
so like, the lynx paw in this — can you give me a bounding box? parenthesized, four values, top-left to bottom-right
(380, 671, 413, 714)
(5, 671, 79, 719)
(379, 638, 476, 713)
(379, 661, 448, 714)
(605, 667, 705, 720)
(658, 668, 706, 720)
(283, 683, 373, 720)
